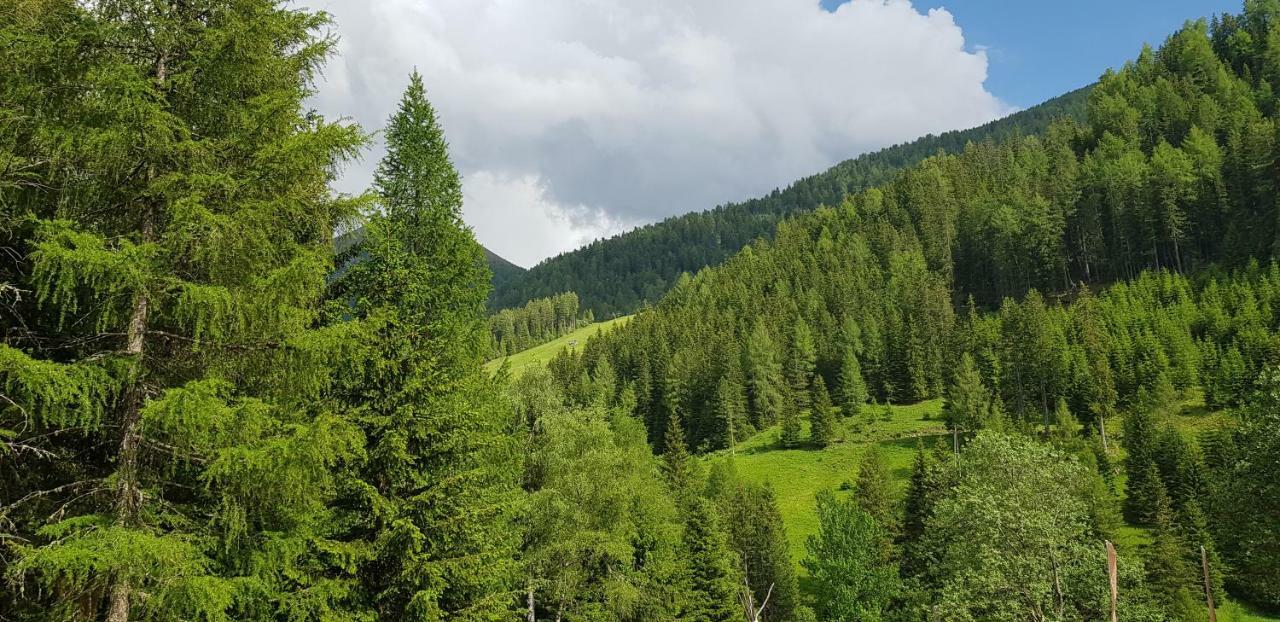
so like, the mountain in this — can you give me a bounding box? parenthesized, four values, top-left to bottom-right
(489, 86, 1092, 317)
(335, 227, 526, 290)
(483, 245, 526, 294)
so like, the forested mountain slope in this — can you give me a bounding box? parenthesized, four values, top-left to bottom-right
(536, 10, 1280, 617)
(490, 86, 1091, 317)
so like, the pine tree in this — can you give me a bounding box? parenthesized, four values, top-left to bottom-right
(683, 499, 744, 622)
(779, 406, 803, 449)
(854, 446, 897, 534)
(838, 347, 869, 417)
(943, 352, 996, 435)
(329, 72, 520, 619)
(664, 412, 696, 503)
(717, 483, 799, 622)
(1052, 397, 1080, 443)
(1123, 408, 1161, 524)
(809, 375, 837, 447)
(1144, 471, 1199, 613)
(745, 322, 787, 428)
(2, 2, 368, 619)
(713, 372, 747, 453)
(785, 320, 817, 413)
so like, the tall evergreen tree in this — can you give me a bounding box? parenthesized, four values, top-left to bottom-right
(809, 375, 837, 448)
(717, 483, 800, 622)
(943, 353, 998, 435)
(838, 348, 869, 418)
(744, 322, 787, 429)
(1, 2, 368, 619)
(785, 321, 817, 413)
(853, 446, 897, 534)
(682, 499, 745, 622)
(329, 72, 520, 619)
(663, 412, 696, 503)
(1123, 407, 1162, 525)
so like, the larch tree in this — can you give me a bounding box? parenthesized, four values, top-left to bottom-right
(327, 72, 521, 620)
(2, 0, 368, 619)
(744, 322, 787, 429)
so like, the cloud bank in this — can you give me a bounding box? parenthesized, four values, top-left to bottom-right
(307, 0, 1011, 267)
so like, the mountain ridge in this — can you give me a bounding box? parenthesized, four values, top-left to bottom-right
(489, 85, 1093, 317)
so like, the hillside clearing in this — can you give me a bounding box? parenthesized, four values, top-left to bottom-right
(485, 315, 632, 377)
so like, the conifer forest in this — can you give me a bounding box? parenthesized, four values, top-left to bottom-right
(1, 1, 1279, 621)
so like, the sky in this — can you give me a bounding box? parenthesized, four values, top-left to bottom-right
(308, 0, 1240, 268)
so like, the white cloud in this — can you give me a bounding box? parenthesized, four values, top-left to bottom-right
(462, 172, 634, 268)
(307, 0, 1011, 267)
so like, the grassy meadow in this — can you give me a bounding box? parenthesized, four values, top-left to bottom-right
(485, 315, 632, 377)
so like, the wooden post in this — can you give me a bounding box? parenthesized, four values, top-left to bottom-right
(1202, 545, 1217, 622)
(1106, 540, 1118, 622)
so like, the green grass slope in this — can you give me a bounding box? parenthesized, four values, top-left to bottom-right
(705, 400, 947, 562)
(485, 315, 632, 377)
(708, 391, 1278, 620)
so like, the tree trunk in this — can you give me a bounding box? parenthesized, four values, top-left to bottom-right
(106, 38, 166, 622)
(527, 583, 536, 622)
(1202, 546, 1218, 622)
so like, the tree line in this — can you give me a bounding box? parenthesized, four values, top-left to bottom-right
(488, 291, 590, 358)
(488, 88, 1090, 318)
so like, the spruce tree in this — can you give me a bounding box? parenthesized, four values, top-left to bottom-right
(809, 375, 837, 447)
(943, 352, 996, 435)
(744, 322, 787, 428)
(713, 372, 747, 453)
(779, 406, 803, 449)
(785, 320, 817, 413)
(1123, 408, 1161, 524)
(664, 412, 696, 503)
(2, 2, 368, 619)
(718, 483, 799, 622)
(838, 347, 869, 417)
(854, 446, 897, 534)
(329, 72, 519, 619)
(683, 499, 745, 622)
(901, 442, 942, 579)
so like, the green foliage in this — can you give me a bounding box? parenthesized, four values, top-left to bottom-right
(1212, 366, 1280, 608)
(488, 292, 583, 358)
(922, 433, 1112, 622)
(522, 403, 686, 621)
(852, 447, 897, 535)
(943, 353, 1000, 434)
(809, 375, 837, 448)
(682, 499, 744, 622)
(802, 491, 899, 622)
(0, 1, 369, 618)
(715, 480, 800, 622)
(837, 347, 869, 418)
(327, 72, 522, 620)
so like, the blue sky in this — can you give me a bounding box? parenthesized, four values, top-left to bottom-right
(823, 0, 1242, 108)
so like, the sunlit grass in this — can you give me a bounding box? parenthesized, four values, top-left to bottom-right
(704, 399, 947, 563)
(485, 315, 632, 378)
